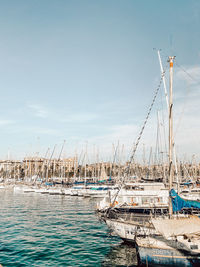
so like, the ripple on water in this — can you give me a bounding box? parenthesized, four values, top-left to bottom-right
(0, 191, 137, 266)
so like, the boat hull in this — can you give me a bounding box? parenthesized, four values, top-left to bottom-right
(106, 219, 155, 243)
(136, 243, 200, 267)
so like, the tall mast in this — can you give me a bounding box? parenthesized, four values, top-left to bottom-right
(158, 50, 169, 109)
(158, 50, 179, 191)
(169, 56, 175, 216)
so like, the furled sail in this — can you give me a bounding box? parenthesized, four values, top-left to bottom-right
(152, 216, 200, 238)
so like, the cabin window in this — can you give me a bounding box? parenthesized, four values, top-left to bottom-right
(142, 197, 150, 204)
(190, 245, 198, 250)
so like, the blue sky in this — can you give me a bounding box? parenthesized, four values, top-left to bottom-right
(0, 0, 199, 161)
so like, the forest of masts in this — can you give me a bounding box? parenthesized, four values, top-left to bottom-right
(0, 156, 200, 184)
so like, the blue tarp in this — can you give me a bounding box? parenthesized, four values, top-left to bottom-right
(45, 182, 53, 186)
(74, 181, 85, 184)
(170, 189, 200, 212)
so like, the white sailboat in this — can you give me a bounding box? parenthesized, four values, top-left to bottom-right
(97, 182, 169, 211)
(136, 215, 200, 266)
(136, 56, 200, 266)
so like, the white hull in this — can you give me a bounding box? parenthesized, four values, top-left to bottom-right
(136, 235, 200, 267)
(23, 186, 36, 193)
(63, 188, 71, 195)
(48, 188, 64, 195)
(34, 187, 49, 194)
(106, 218, 155, 242)
(13, 185, 25, 192)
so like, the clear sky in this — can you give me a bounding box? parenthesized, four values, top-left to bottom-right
(0, 0, 199, 161)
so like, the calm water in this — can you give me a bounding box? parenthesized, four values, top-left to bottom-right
(0, 190, 137, 266)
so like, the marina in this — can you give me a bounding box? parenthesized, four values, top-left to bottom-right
(95, 54, 200, 267)
(0, 52, 200, 266)
(0, 50, 199, 266)
(0, 1, 199, 266)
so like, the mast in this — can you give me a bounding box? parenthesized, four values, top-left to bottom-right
(168, 56, 175, 216)
(46, 145, 57, 182)
(58, 140, 65, 161)
(84, 142, 88, 185)
(158, 50, 169, 107)
(158, 50, 179, 192)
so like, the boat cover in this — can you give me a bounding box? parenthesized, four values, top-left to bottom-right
(170, 189, 200, 212)
(152, 215, 200, 238)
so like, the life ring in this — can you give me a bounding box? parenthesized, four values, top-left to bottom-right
(110, 201, 118, 207)
(131, 202, 137, 206)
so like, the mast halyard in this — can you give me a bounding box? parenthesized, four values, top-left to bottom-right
(168, 56, 175, 217)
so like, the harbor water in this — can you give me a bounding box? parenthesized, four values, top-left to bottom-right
(0, 190, 137, 266)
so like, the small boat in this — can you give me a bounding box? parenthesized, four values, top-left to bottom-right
(34, 187, 49, 194)
(63, 188, 72, 195)
(48, 187, 64, 195)
(13, 185, 24, 192)
(23, 186, 36, 193)
(180, 187, 200, 201)
(136, 216, 200, 267)
(70, 185, 85, 196)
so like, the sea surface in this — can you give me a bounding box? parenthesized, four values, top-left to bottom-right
(0, 190, 137, 266)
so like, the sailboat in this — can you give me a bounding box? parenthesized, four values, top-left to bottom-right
(136, 214, 200, 267)
(135, 57, 200, 267)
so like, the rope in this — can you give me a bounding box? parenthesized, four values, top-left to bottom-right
(173, 61, 199, 137)
(108, 63, 168, 211)
(126, 62, 168, 177)
(175, 61, 199, 83)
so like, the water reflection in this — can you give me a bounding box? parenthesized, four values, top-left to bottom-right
(102, 242, 138, 266)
